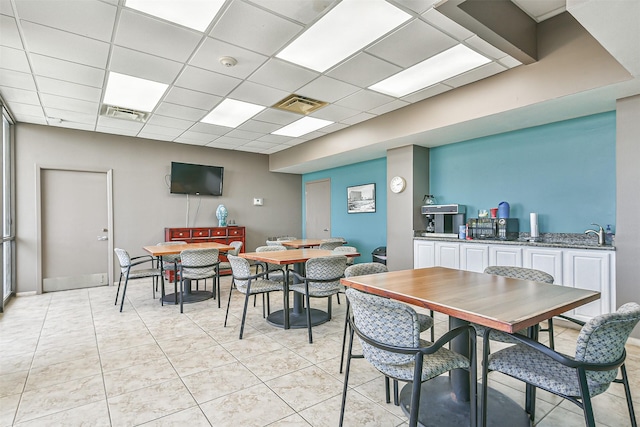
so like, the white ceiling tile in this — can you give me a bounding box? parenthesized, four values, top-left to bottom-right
(97, 116, 145, 131)
(341, 112, 376, 125)
(209, 1, 302, 56)
(0, 46, 30, 72)
(228, 81, 289, 106)
(498, 55, 523, 69)
(248, 58, 319, 93)
(174, 66, 241, 96)
(163, 87, 222, 111)
(335, 89, 395, 111)
(464, 35, 507, 60)
(257, 133, 294, 144)
(421, 8, 474, 41)
(15, 0, 116, 41)
(208, 135, 249, 147)
(173, 137, 209, 146)
(190, 37, 268, 79)
(237, 119, 281, 134)
(232, 144, 266, 153)
(253, 108, 301, 125)
(366, 19, 457, 68)
(0, 15, 23, 49)
(390, 0, 439, 14)
(176, 130, 217, 143)
(327, 53, 401, 88)
(297, 76, 359, 103)
(40, 93, 99, 115)
(445, 61, 507, 88)
(308, 103, 358, 122)
(317, 122, 349, 134)
(51, 120, 95, 131)
(513, 0, 566, 22)
(30, 54, 105, 88)
(145, 114, 193, 131)
(140, 124, 183, 138)
(225, 129, 265, 140)
(206, 139, 241, 149)
(115, 9, 203, 63)
(0, 68, 36, 90)
(0, 0, 15, 16)
(96, 125, 140, 137)
(262, 145, 287, 154)
(242, 139, 278, 149)
(0, 86, 39, 105)
(20, 21, 110, 68)
(247, 0, 337, 25)
(42, 107, 96, 125)
(137, 131, 176, 142)
(109, 46, 183, 85)
(6, 102, 44, 118)
(154, 102, 207, 122)
(189, 122, 232, 136)
(401, 82, 452, 103)
(369, 99, 410, 115)
(35, 76, 102, 102)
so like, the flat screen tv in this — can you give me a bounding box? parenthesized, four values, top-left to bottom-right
(170, 162, 224, 196)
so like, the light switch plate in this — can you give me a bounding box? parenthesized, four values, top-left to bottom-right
(253, 198, 263, 206)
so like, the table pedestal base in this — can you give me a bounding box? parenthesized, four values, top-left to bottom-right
(266, 308, 329, 329)
(399, 376, 530, 427)
(162, 290, 212, 304)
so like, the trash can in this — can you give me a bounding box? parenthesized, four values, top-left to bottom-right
(372, 246, 387, 265)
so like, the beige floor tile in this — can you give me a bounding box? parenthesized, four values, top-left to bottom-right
(137, 406, 212, 426)
(103, 358, 179, 398)
(13, 400, 110, 427)
(221, 333, 284, 361)
(30, 339, 99, 369)
(100, 342, 166, 372)
(243, 347, 313, 382)
(166, 344, 236, 378)
(199, 383, 295, 427)
(14, 374, 105, 424)
(0, 394, 20, 427)
(24, 354, 102, 392)
(267, 365, 343, 412)
(266, 413, 312, 426)
(182, 361, 261, 404)
(0, 371, 27, 398)
(108, 378, 197, 426)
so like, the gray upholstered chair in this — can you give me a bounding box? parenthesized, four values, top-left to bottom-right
(333, 245, 358, 265)
(477, 266, 556, 348)
(266, 239, 287, 246)
(224, 254, 284, 339)
(289, 255, 348, 343)
(217, 240, 243, 272)
(340, 262, 435, 407)
(254, 245, 289, 282)
(114, 248, 163, 312)
(156, 241, 186, 306)
(277, 236, 297, 241)
(340, 288, 476, 427)
(178, 248, 219, 312)
(319, 240, 344, 250)
(481, 302, 640, 427)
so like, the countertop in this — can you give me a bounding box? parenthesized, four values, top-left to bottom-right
(413, 232, 616, 251)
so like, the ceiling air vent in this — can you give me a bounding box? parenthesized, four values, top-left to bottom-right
(272, 94, 328, 115)
(100, 105, 150, 122)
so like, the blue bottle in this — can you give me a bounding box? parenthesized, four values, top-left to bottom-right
(498, 201, 510, 219)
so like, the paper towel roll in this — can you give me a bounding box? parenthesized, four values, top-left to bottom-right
(530, 213, 539, 238)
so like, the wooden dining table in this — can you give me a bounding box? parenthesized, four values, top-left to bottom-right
(341, 266, 601, 427)
(143, 241, 234, 304)
(240, 248, 360, 329)
(278, 238, 325, 248)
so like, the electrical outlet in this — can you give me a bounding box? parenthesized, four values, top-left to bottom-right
(253, 198, 263, 206)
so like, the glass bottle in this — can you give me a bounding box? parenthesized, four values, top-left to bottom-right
(423, 195, 437, 205)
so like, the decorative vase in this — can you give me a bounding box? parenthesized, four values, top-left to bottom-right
(216, 204, 228, 227)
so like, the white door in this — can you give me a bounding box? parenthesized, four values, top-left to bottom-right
(41, 169, 112, 291)
(305, 179, 331, 239)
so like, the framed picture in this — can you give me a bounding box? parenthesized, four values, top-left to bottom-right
(347, 183, 376, 214)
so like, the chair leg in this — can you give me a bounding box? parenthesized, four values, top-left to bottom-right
(119, 274, 130, 312)
(430, 310, 435, 342)
(547, 317, 555, 350)
(619, 364, 638, 427)
(339, 324, 356, 427)
(481, 332, 491, 427)
(469, 330, 478, 427)
(339, 299, 350, 373)
(216, 271, 221, 308)
(384, 376, 391, 404)
(577, 368, 596, 427)
(224, 280, 234, 327)
(409, 352, 424, 427)
(305, 289, 313, 344)
(239, 291, 251, 339)
(336, 293, 341, 304)
(393, 380, 399, 406)
(114, 273, 123, 305)
(179, 276, 184, 314)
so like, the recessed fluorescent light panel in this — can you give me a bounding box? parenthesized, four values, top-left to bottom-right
(369, 44, 491, 97)
(125, 0, 225, 32)
(103, 72, 168, 112)
(272, 117, 334, 137)
(276, 0, 411, 72)
(201, 99, 266, 128)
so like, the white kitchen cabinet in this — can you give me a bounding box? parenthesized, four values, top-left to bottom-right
(563, 250, 615, 321)
(489, 245, 523, 267)
(523, 247, 563, 284)
(461, 243, 489, 272)
(414, 240, 435, 268)
(435, 242, 460, 269)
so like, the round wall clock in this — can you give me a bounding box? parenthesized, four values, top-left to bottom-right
(389, 176, 406, 193)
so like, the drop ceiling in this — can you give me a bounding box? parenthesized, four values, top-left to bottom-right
(0, 0, 568, 155)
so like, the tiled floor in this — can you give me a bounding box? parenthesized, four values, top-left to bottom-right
(1, 276, 638, 426)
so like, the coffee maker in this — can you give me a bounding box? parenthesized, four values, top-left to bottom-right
(421, 204, 466, 237)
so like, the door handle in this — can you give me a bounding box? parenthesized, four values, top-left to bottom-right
(97, 236, 108, 241)
(323, 228, 329, 232)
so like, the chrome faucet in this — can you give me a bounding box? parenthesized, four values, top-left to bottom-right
(585, 223, 606, 245)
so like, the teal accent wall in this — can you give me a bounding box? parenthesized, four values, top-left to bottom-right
(302, 158, 387, 263)
(430, 112, 616, 233)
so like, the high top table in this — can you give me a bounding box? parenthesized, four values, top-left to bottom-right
(143, 241, 234, 304)
(341, 266, 600, 426)
(240, 248, 359, 329)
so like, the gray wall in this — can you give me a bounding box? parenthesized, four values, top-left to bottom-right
(15, 123, 302, 294)
(615, 94, 640, 339)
